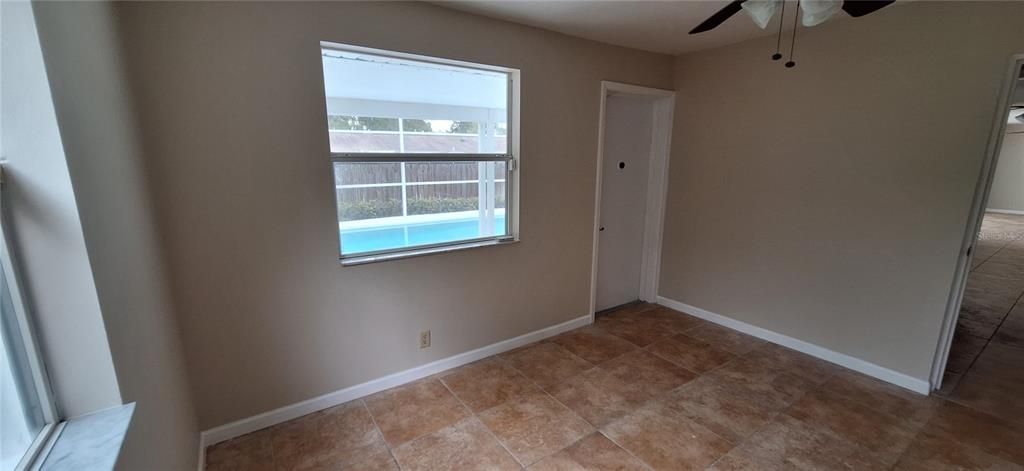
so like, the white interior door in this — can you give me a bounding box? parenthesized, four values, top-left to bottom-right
(596, 94, 654, 311)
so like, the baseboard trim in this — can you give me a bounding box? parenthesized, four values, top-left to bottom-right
(197, 313, 592, 458)
(986, 208, 1024, 216)
(656, 296, 931, 395)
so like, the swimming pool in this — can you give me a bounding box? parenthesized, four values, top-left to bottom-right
(340, 214, 507, 255)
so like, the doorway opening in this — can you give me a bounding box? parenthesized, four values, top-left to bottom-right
(589, 82, 675, 318)
(932, 56, 1024, 412)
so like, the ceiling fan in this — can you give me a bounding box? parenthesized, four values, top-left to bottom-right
(690, 0, 895, 68)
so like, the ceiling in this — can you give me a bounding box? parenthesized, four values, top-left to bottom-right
(437, 1, 809, 55)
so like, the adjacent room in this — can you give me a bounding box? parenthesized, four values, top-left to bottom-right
(2, 1, 1023, 470)
(938, 79, 1024, 412)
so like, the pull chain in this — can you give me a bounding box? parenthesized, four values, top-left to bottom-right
(772, 0, 787, 60)
(785, 0, 799, 68)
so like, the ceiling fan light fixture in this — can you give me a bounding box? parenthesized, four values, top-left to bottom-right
(741, 0, 780, 29)
(801, 0, 842, 26)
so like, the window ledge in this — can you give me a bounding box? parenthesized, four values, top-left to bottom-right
(39, 403, 135, 471)
(341, 239, 518, 266)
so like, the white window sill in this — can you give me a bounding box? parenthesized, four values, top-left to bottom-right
(340, 238, 518, 266)
(38, 403, 135, 471)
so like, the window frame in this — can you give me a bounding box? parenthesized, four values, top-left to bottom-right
(0, 165, 61, 471)
(320, 41, 521, 264)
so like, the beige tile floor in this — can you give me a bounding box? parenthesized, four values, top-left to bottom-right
(207, 297, 1024, 470)
(938, 212, 1024, 426)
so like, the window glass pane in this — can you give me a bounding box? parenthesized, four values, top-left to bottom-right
(335, 161, 507, 256)
(407, 183, 478, 216)
(336, 187, 403, 222)
(328, 127, 399, 154)
(334, 162, 400, 186)
(321, 47, 508, 155)
(2, 260, 44, 471)
(405, 162, 478, 183)
(403, 134, 478, 153)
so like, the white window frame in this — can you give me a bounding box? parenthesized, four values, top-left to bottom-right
(0, 165, 61, 471)
(321, 42, 521, 264)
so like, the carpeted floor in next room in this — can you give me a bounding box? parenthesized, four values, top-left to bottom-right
(206, 301, 1024, 470)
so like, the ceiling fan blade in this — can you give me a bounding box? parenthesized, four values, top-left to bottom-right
(841, 0, 895, 18)
(689, 0, 747, 34)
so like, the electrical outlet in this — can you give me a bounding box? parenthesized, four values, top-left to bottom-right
(419, 330, 431, 349)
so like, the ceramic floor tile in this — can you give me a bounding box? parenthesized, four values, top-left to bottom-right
(341, 450, 399, 471)
(549, 326, 638, 364)
(478, 392, 594, 466)
(892, 426, 1021, 471)
(205, 429, 274, 471)
(662, 374, 782, 443)
(992, 303, 1024, 348)
(600, 349, 698, 396)
(820, 370, 941, 428)
(392, 417, 520, 470)
(923, 401, 1024, 465)
(784, 389, 922, 466)
(363, 379, 469, 447)
(709, 413, 888, 471)
(269, 401, 389, 471)
(440, 358, 539, 413)
(646, 334, 735, 373)
(547, 367, 649, 428)
(703, 353, 820, 410)
(593, 315, 673, 347)
(683, 323, 765, 355)
(975, 260, 1024, 280)
(949, 342, 1024, 424)
(933, 371, 962, 398)
(637, 306, 706, 333)
(989, 247, 1024, 266)
(601, 399, 733, 471)
(501, 342, 593, 389)
(527, 433, 648, 471)
(943, 330, 988, 374)
(736, 344, 838, 384)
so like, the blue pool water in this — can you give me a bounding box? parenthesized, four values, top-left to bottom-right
(341, 216, 506, 255)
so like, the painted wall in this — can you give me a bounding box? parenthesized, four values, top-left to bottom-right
(660, 1, 1024, 381)
(114, 1, 672, 429)
(0, 0, 121, 418)
(31, 2, 200, 469)
(988, 119, 1024, 213)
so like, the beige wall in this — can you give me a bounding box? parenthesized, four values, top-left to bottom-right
(32, 2, 200, 469)
(0, 0, 122, 418)
(988, 128, 1024, 213)
(661, 1, 1024, 381)
(115, 1, 672, 429)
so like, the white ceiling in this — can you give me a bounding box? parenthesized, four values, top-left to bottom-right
(437, 1, 806, 55)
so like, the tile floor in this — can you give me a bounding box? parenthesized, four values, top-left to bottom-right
(938, 212, 1024, 426)
(207, 293, 1024, 469)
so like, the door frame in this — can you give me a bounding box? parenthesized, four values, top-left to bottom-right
(930, 53, 1024, 390)
(589, 81, 676, 320)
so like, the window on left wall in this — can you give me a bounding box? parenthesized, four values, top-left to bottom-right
(1, 169, 58, 471)
(320, 42, 519, 264)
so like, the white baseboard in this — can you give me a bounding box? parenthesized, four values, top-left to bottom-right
(986, 208, 1024, 216)
(656, 296, 931, 395)
(197, 313, 592, 462)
